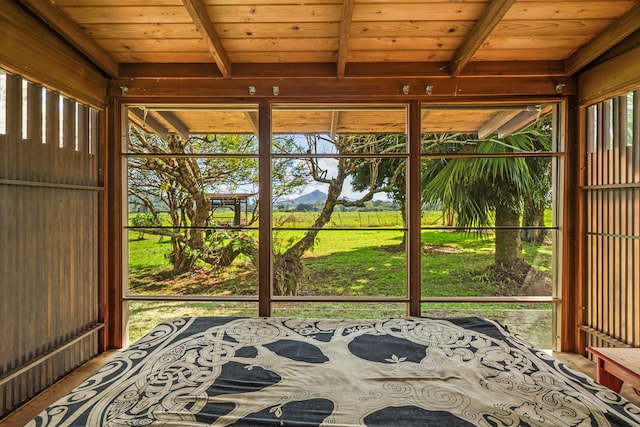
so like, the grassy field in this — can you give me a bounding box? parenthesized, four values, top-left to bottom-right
(127, 210, 554, 347)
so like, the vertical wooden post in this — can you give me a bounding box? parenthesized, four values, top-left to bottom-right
(104, 97, 124, 349)
(258, 101, 272, 317)
(408, 101, 422, 317)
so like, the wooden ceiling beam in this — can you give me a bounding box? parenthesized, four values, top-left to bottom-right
(110, 75, 574, 100)
(336, 0, 355, 79)
(449, 0, 517, 77)
(477, 110, 521, 139)
(244, 111, 259, 137)
(564, 3, 640, 76)
(155, 111, 190, 141)
(128, 108, 169, 140)
(118, 61, 566, 80)
(330, 111, 340, 137)
(182, 0, 232, 78)
(496, 105, 553, 138)
(17, 0, 118, 77)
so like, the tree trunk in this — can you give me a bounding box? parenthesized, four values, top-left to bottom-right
(521, 197, 546, 244)
(272, 163, 347, 295)
(494, 204, 523, 265)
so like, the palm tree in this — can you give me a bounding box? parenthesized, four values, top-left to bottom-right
(421, 124, 551, 266)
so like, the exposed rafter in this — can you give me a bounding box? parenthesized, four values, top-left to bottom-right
(564, 3, 640, 76)
(129, 108, 169, 139)
(496, 105, 553, 138)
(336, 0, 355, 78)
(449, 0, 517, 77)
(182, 0, 232, 78)
(477, 110, 521, 139)
(330, 111, 340, 138)
(244, 112, 259, 137)
(17, 0, 118, 77)
(155, 111, 190, 141)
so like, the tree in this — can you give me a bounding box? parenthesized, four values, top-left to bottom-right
(127, 128, 307, 273)
(421, 124, 551, 266)
(272, 133, 397, 295)
(350, 134, 407, 236)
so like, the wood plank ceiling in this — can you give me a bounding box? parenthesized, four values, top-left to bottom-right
(16, 0, 640, 136)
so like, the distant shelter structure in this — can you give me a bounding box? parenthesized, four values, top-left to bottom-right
(207, 193, 255, 227)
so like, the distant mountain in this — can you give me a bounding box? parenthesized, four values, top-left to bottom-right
(289, 189, 327, 205)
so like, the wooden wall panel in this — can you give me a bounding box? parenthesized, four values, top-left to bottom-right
(582, 91, 640, 350)
(0, 1, 106, 109)
(0, 70, 101, 418)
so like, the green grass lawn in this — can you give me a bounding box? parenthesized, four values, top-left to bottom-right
(126, 210, 555, 347)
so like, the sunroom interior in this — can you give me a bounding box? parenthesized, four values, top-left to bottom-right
(1, 0, 640, 421)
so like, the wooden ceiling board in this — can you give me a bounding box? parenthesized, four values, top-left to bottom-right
(173, 110, 257, 134)
(347, 50, 454, 62)
(471, 48, 578, 61)
(503, 1, 637, 20)
(83, 23, 201, 40)
(111, 52, 215, 63)
(349, 21, 475, 38)
(216, 22, 341, 39)
(205, 4, 342, 23)
(229, 51, 338, 63)
(422, 109, 496, 134)
(349, 36, 463, 51)
(352, 3, 488, 21)
(59, 6, 194, 24)
(492, 20, 613, 37)
(13, 0, 636, 135)
(99, 38, 207, 53)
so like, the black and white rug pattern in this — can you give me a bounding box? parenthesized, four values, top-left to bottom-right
(28, 316, 640, 426)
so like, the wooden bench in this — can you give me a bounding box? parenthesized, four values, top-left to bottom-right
(587, 347, 640, 396)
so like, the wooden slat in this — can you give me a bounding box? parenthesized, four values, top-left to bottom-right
(17, 0, 118, 77)
(1, 68, 101, 416)
(494, 19, 613, 37)
(348, 36, 461, 51)
(59, 6, 194, 24)
(353, 3, 486, 21)
(503, 1, 637, 20)
(578, 45, 640, 106)
(0, 1, 107, 109)
(465, 48, 578, 62)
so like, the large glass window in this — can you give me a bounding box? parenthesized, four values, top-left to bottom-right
(124, 105, 261, 342)
(123, 102, 562, 349)
(420, 105, 561, 348)
(271, 105, 408, 314)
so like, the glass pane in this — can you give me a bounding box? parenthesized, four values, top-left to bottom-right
(271, 105, 407, 154)
(127, 226, 259, 297)
(421, 230, 554, 297)
(128, 155, 259, 208)
(421, 303, 553, 350)
(272, 229, 406, 297)
(421, 105, 554, 154)
(128, 301, 258, 344)
(126, 105, 259, 154)
(273, 157, 406, 226)
(273, 302, 406, 319)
